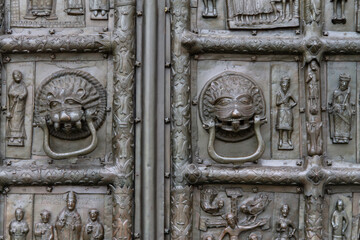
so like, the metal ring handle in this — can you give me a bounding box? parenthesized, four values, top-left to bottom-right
(40, 118, 98, 160)
(207, 115, 266, 164)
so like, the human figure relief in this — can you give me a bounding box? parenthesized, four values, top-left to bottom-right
(90, 0, 110, 19)
(218, 213, 266, 240)
(281, 0, 294, 20)
(275, 204, 297, 240)
(328, 74, 355, 144)
(34, 210, 54, 240)
(276, 76, 297, 150)
(66, 0, 84, 15)
(202, 0, 218, 18)
(83, 209, 104, 240)
(55, 191, 82, 240)
(9, 208, 29, 240)
(24, 0, 57, 20)
(6, 70, 28, 147)
(306, 121, 322, 156)
(306, 61, 320, 115)
(331, 0, 347, 24)
(331, 200, 348, 240)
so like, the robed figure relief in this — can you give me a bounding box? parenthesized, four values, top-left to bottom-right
(90, 0, 110, 19)
(276, 76, 297, 150)
(6, 70, 28, 147)
(34, 210, 54, 240)
(24, 0, 58, 20)
(331, 200, 348, 240)
(328, 74, 355, 144)
(55, 191, 82, 240)
(9, 208, 29, 240)
(331, 0, 347, 24)
(83, 209, 104, 240)
(66, 0, 84, 15)
(275, 205, 296, 240)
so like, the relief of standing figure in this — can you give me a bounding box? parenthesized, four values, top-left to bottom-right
(331, 0, 347, 24)
(55, 191, 82, 240)
(276, 76, 297, 150)
(34, 210, 54, 240)
(275, 204, 297, 240)
(66, 0, 84, 15)
(331, 199, 348, 240)
(9, 208, 29, 240)
(83, 209, 104, 240)
(90, 0, 110, 19)
(202, 0, 218, 18)
(6, 70, 28, 147)
(328, 73, 355, 144)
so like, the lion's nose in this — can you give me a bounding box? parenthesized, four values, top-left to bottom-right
(60, 111, 71, 122)
(231, 109, 241, 118)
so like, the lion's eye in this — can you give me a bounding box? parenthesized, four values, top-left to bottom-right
(215, 98, 232, 106)
(50, 101, 60, 109)
(238, 96, 252, 104)
(65, 99, 80, 105)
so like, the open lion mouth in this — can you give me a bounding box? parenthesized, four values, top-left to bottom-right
(53, 121, 83, 132)
(216, 118, 253, 132)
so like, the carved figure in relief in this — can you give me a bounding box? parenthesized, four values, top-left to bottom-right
(55, 191, 82, 240)
(331, 0, 347, 24)
(34, 210, 54, 240)
(275, 204, 296, 240)
(306, 121, 322, 155)
(201, 188, 224, 215)
(202, 0, 218, 18)
(112, 189, 132, 240)
(328, 74, 355, 144)
(240, 194, 271, 222)
(281, 0, 294, 20)
(306, 0, 321, 24)
(6, 70, 28, 147)
(9, 208, 29, 240)
(276, 76, 297, 150)
(306, 60, 320, 115)
(66, 0, 84, 15)
(331, 200, 348, 240)
(90, 0, 110, 20)
(24, 0, 58, 20)
(218, 213, 266, 240)
(83, 209, 104, 240)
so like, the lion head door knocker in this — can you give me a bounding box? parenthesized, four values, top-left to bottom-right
(35, 70, 107, 160)
(199, 72, 267, 164)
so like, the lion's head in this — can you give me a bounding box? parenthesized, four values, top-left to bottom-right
(35, 70, 106, 140)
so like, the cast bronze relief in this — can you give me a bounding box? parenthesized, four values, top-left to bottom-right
(35, 70, 107, 159)
(331, 200, 348, 240)
(65, 0, 84, 15)
(328, 74, 355, 144)
(202, 0, 218, 18)
(275, 204, 296, 240)
(226, 0, 299, 29)
(34, 210, 54, 240)
(83, 209, 104, 240)
(199, 72, 267, 164)
(331, 0, 347, 24)
(9, 208, 29, 240)
(90, 0, 110, 20)
(276, 76, 297, 150)
(6, 70, 28, 147)
(24, 0, 58, 20)
(55, 191, 82, 240)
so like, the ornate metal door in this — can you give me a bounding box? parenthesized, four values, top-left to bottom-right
(2, 0, 360, 240)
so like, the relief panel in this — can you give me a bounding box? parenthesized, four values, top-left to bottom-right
(9, 0, 85, 28)
(324, 0, 356, 32)
(3, 62, 35, 159)
(194, 59, 301, 164)
(31, 60, 112, 160)
(4, 186, 112, 240)
(193, 185, 303, 240)
(326, 62, 357, 163)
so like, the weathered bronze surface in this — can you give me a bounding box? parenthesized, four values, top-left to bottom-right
(3, 0, 360, 239)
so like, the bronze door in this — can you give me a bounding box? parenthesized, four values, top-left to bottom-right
(2, 0, 360, 240)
